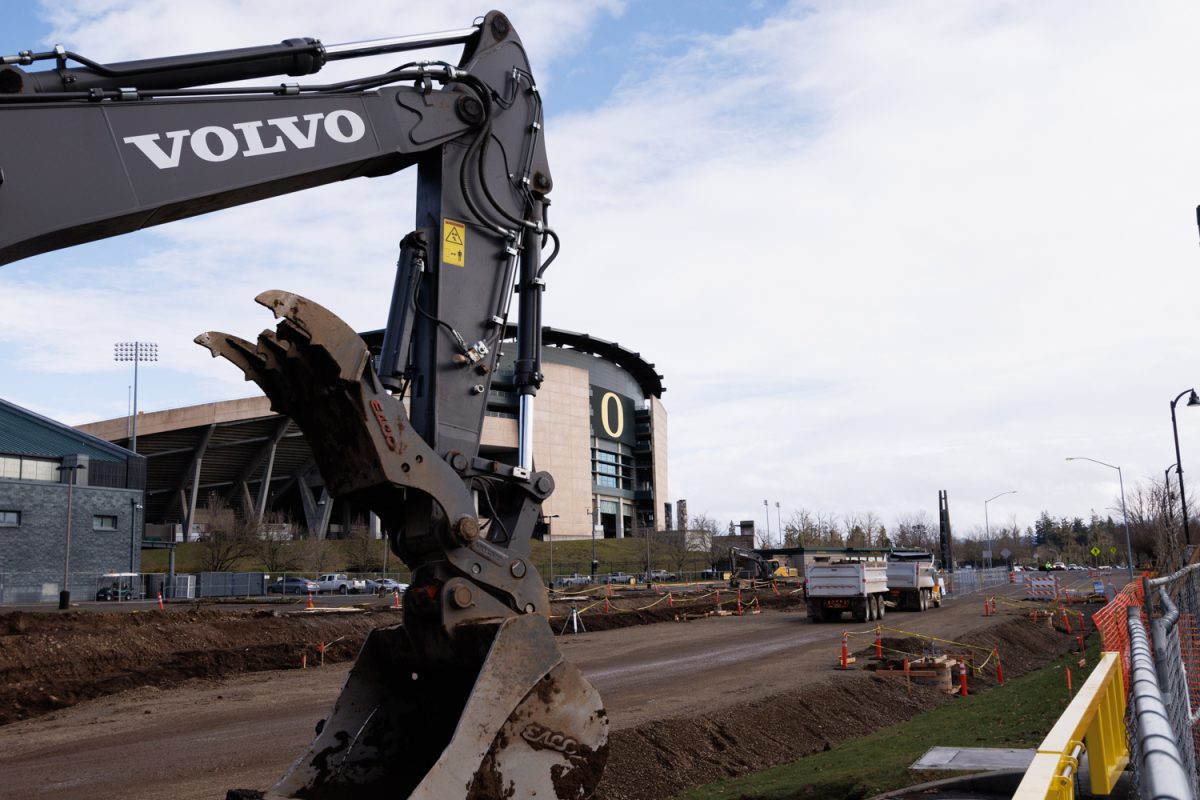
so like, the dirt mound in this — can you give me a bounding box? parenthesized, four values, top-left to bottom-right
(550, 588, 808, 633)
(594, 616, 1083, 800)
(0, 607, 398, 724)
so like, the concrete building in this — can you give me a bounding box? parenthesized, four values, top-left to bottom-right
(0, 398, 144, 602)
(76, 327, 666, 543)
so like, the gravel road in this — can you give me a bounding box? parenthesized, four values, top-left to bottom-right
(0, 572, 1107, 800)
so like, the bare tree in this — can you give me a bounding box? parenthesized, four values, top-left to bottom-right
(343, 516, 383, 572)
(297, 535, 333, 574)
(196, 493, 259, 572)
(893, 511, 936, 550)
(687, 513, 721, 556)
(257, 512, 299, 573)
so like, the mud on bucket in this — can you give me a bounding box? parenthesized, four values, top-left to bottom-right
(262, 613, 608, 800)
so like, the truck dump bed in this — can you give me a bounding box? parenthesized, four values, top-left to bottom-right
(806, 563, 888, 597)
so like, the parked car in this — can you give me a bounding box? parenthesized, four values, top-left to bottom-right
(95, 585, 135, 601)
(1052, 562, 1067, 571)
(640, 570, 677, 583)
(599, 572, 637, 585)
(367, 578, 408, 595)
(268, 576, 320, 595)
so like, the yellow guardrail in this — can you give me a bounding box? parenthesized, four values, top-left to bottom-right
(1013, 652, 1129, 799)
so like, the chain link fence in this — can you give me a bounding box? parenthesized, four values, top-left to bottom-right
(1095, 568, 1200, 799)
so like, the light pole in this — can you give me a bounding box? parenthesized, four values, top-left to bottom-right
(589, 500, 598, 580)
(543, 514, 559, 585)
(129, 498, 143, 574)
(983, 490, 1016, 569)
(763, 499, 770, 547)
(1165, 464, 1177, 547)
(1066, 457, 1135, 584)
(114, 341, 158, 454)
(1170, 388, 1200, 547)
(57, 463, 86, 610)
(775, 501, 782, 546)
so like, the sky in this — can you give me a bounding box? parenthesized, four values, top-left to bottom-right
(3, 0, 1200, 540)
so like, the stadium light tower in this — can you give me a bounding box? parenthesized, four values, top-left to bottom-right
(113, 341, 158, 454)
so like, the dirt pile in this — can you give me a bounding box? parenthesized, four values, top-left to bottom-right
(550, 588, 808, 633)
(594, 616, 1084, 800)
(0, 587, 802, 727)
(0, 607, 398, 724)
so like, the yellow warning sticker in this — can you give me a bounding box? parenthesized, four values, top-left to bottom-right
(443, 219, 466, 267)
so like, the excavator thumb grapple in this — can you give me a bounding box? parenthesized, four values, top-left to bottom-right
(199, 291, 608, 799)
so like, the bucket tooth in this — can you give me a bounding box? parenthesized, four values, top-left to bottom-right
(255, 289, 371, 383)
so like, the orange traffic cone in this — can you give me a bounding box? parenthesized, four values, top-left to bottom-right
(307, 593, 315, 610)
(393, 589, 401, 608)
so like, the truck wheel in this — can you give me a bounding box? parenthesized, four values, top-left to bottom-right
(339, 585, 349, 595)
(876, 595, 885, 619)
(853, 599, 867, 623)
(917, 590, 926, 612)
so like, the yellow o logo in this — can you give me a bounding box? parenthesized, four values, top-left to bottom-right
(600, 392, 624, 438)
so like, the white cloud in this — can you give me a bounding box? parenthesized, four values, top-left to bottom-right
(7, 0, 1200, 535)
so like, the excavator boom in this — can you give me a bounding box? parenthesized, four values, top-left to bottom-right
(0, 11, 606, 799)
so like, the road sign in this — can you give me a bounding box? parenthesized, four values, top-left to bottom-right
(1110, 547, 1118, 555)
(1091, 546, 1101, 557)
(1000, 548, 1011, 559)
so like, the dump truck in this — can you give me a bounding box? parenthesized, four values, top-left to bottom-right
(886, 551, 940, 611)
(805, 557, 889, 623)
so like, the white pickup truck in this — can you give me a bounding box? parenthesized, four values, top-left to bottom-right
(316, 573, 367, 595)
(805, 560, 889, 623)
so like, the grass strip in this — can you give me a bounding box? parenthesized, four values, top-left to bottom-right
(670, 632, 1100, 800)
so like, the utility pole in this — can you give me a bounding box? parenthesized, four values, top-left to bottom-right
(58, 463, 86, 610)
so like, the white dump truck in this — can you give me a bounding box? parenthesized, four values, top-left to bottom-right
(805, 558, 889, 623)
(886, 551, 941, 611)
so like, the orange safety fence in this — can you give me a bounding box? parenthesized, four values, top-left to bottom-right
(1091, 579, 1143, 694)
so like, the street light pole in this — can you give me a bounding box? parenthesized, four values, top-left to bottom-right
(57, 463, 86, 610)
(114, 341, 158, 454)
(984, 490, 1017, 570)
(775, 501, 782, 545)
(543, 514, 559, 586)
(1165, 464, 1177, 540)
(129, 498, 143, 574)
(763, 499, 770, 547)
(1170, 388, 1200, 547)
(1066, 457, 1135, 584)
(589, 499, 598, 580)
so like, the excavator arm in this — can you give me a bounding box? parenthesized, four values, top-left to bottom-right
(0, 12, 606, 799)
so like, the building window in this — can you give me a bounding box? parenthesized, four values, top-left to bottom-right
(93, 515, 118, 531)
(0, 510, 19, 527)
(592, 447, 633, 490)
(0, 455, 59, 482)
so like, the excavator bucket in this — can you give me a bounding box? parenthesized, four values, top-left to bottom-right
(265, 612, 608, 800)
